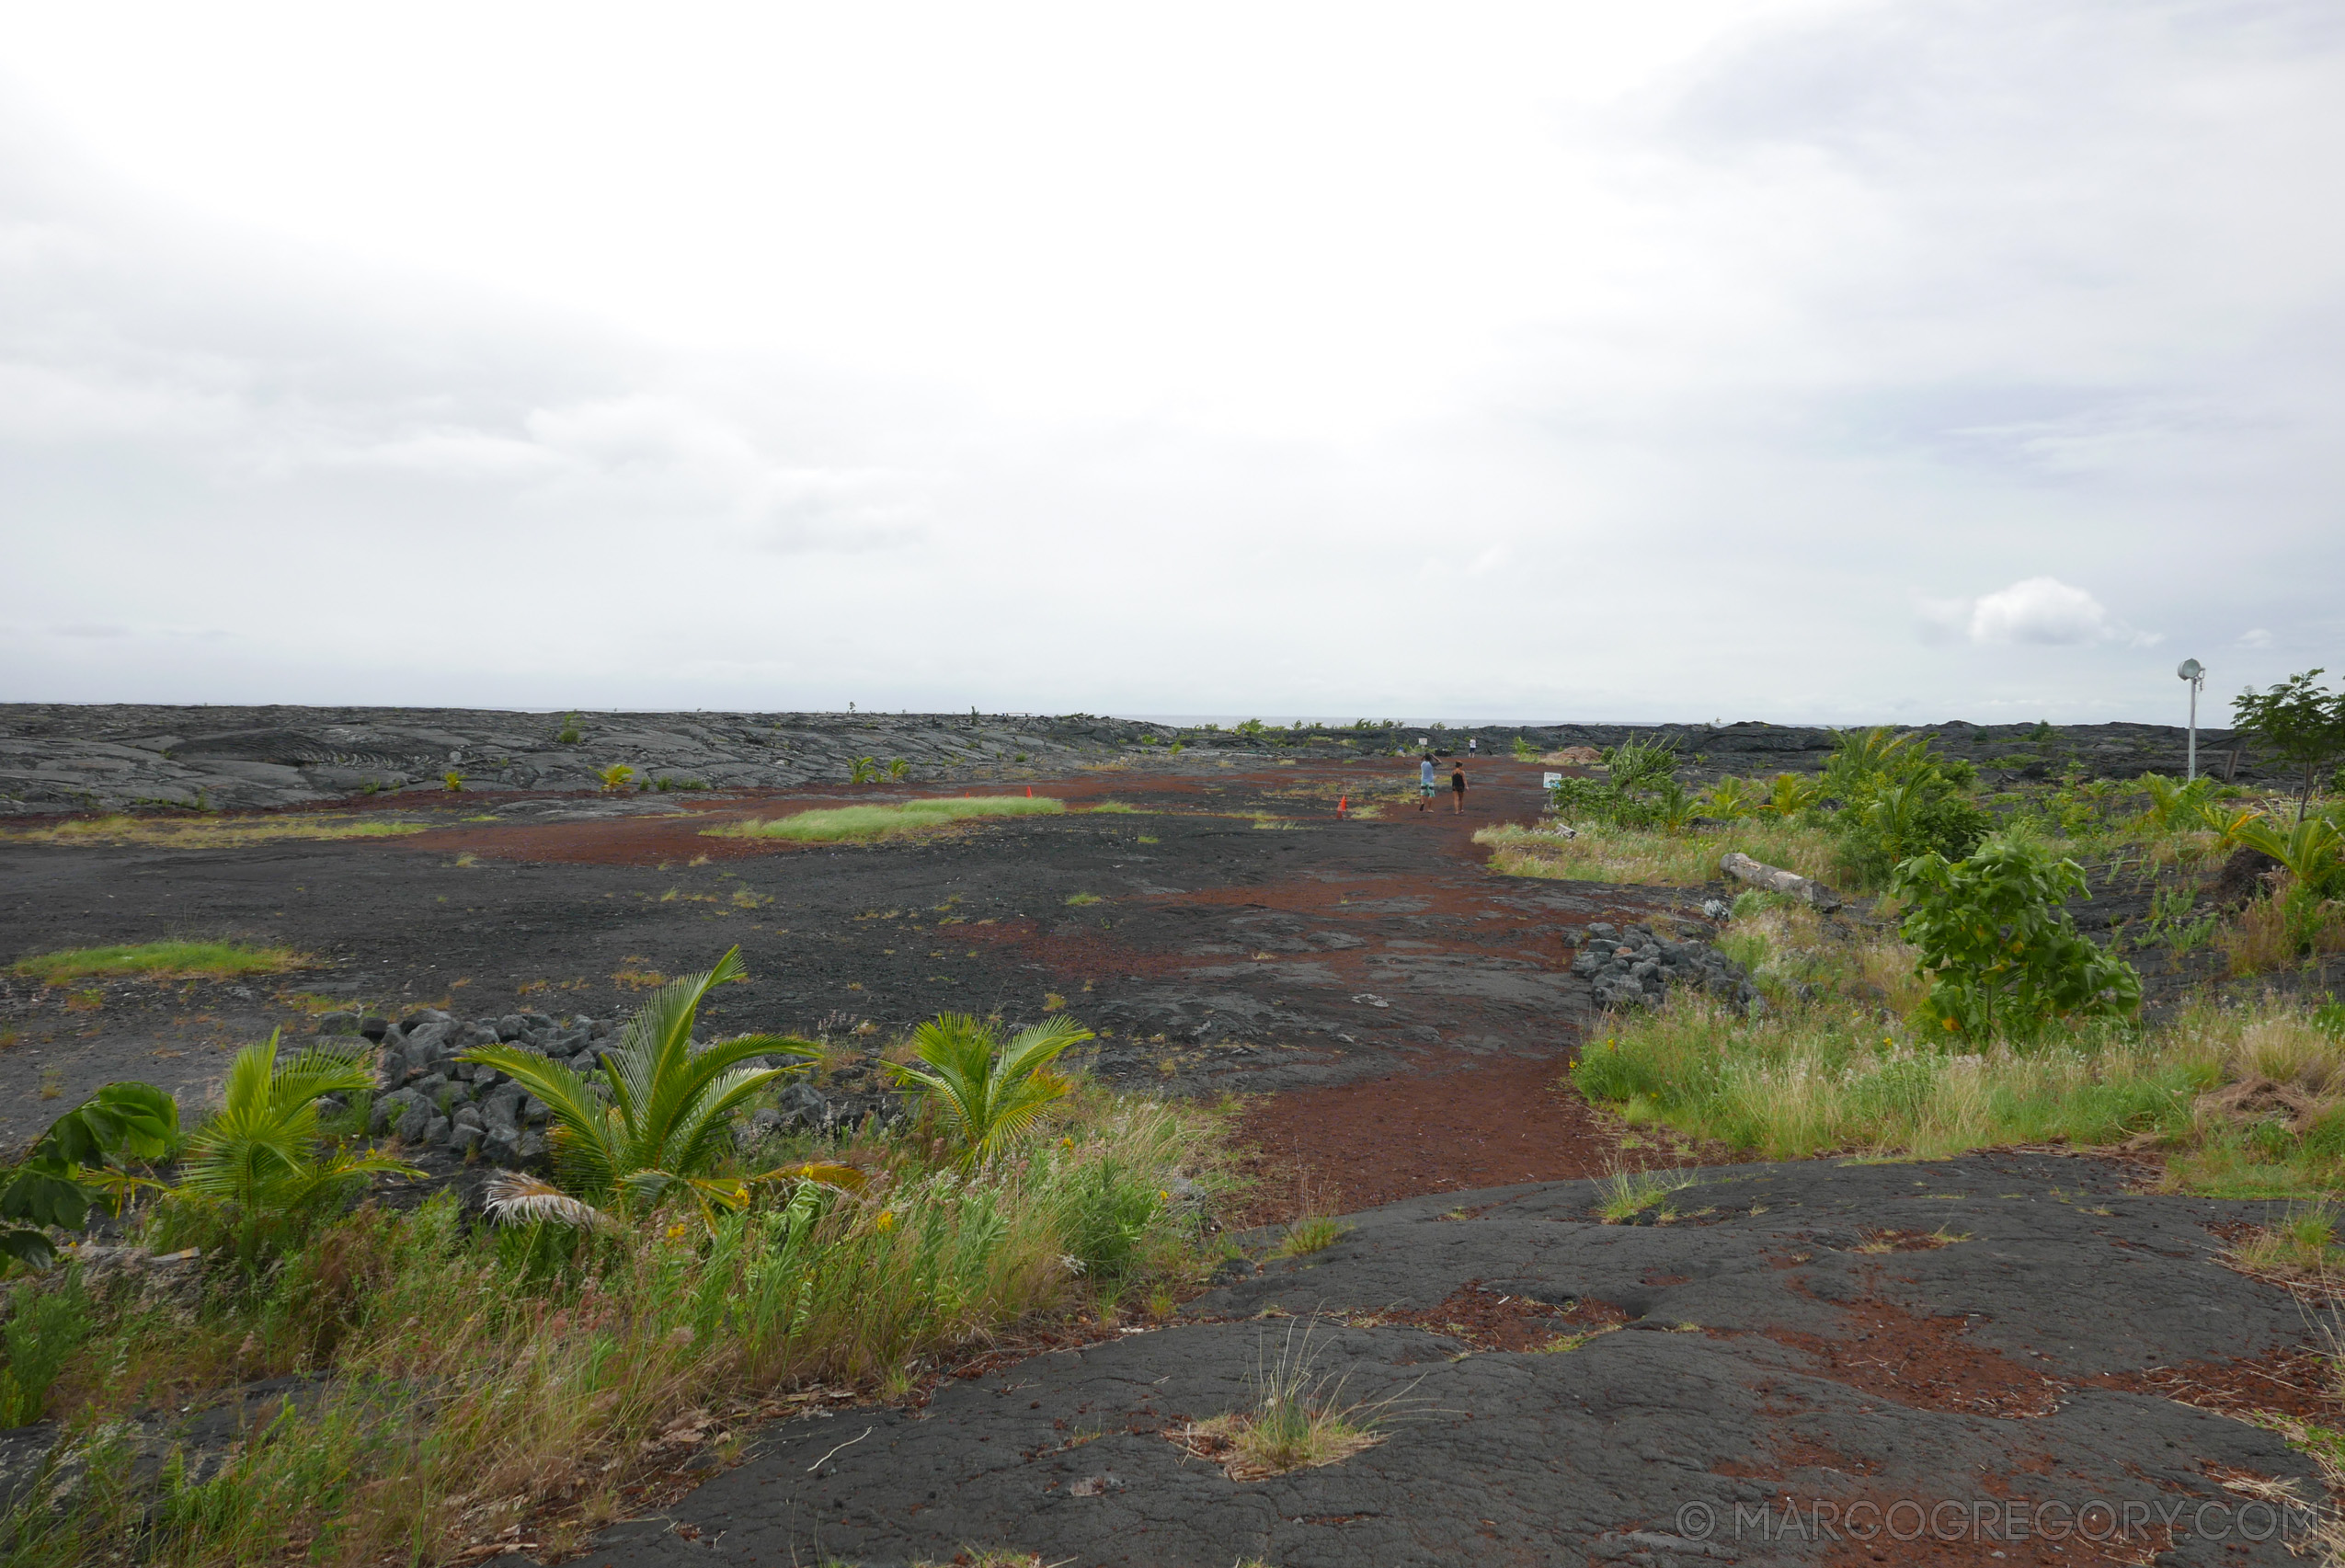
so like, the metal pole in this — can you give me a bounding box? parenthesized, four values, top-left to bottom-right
(2187, 679, 2197, 782)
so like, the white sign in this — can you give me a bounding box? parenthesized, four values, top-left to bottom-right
(1542, 772, 1561, 789)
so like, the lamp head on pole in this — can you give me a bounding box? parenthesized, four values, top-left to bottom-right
(2177, 658, 2203, 684)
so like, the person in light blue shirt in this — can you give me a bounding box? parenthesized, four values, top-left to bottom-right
(1418, 755, 1436, 811)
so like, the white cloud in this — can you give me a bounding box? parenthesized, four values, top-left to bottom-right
(2237, 627, 2274, 648)
(1966, 578, 2115, 646)
(1919, 578, 2166, 652)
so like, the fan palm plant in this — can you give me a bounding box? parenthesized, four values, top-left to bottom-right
(2135, 772, 2213, 831)
(169, 1034, 418, 1262)
(2197, 802, 2268, 853)
(1700, 776, 1764, 821)
(1758, 772, 1823, 818)
(887, 1013, 1094, 1164)
(2235, 815, 2345, 898)
(462, 947, 854, 1227)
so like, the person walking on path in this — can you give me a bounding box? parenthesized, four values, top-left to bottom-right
(1451, 761, 1469, 813)
(1418, 755, 1437, 811)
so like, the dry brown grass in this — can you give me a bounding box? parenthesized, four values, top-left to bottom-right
(1477, 819, 1842, 888)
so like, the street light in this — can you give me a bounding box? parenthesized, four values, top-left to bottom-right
(2177, 658, 2205, 780)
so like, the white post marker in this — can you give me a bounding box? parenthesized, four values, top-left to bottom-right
(2177, 658, 2205, 780)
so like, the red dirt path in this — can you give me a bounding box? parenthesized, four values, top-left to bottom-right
(1228, 1050, 1628, 1223)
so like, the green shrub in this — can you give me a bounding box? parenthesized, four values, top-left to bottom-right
(2, 1082, 178, 1271)
(1546, 738, 1687, 830)
(1837, 784, 1992, 887)
(2134, 772, 2214, 830)
(2234, 814, 2345, 901)
(1821, 728, 1988, 887)
(1891, 837, 2141, 1041)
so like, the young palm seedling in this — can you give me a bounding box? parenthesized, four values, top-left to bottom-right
(886, 1012, 1093, 1165)
(162, 1034, 418, 1265)
(462, 947, 858, 1230)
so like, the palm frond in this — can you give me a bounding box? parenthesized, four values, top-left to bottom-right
(662, 1066, 790, 1179)
(460, 1045, 623, 1196)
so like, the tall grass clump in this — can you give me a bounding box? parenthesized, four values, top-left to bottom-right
(1573, 994, 2213, 1162)
(1476, 818, 1841, 888)
(1573, 969, 2345, 1196)
(706, 796, 1065, 843)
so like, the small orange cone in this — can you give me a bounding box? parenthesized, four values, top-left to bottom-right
(1025, 785, 1033, 798)
(1337, 793, 1348, 818)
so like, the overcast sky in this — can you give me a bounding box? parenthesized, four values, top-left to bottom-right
(3, 1, 2339, 724)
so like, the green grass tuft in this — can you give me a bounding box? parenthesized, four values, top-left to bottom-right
(1273, 1215, 1349, 1257)
(1596, 1167, 1699, 1223)
(11, 941, 309, 983)
(704, 796, 1066, 843)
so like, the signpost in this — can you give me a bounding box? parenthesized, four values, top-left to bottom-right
(2178, 658, 2205, 780)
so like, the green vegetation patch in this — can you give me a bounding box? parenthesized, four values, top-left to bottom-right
(4, 815, 426, 849)
(705, 795, 1066, 843)
(0, 967, 1230, 1567)
(11, 941, 310, 984)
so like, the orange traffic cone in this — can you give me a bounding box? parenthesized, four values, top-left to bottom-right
(1337, 793, 1347, 818)
(1025, 785, 1033, 798)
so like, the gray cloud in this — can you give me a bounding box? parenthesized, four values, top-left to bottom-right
(4, 5, 2341, 720)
